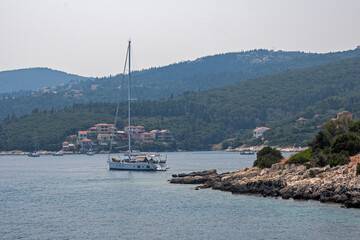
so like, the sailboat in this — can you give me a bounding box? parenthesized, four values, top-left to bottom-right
(107, 40, 169, 171)
(28, 134, 40, 157)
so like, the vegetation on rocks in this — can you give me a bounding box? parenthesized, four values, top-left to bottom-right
(170, 162, 360, 208)
(286, 149, 312, 164)
(329, 151, 350, 167)
(308, 118, 360, 167)
(288, 118, 360, 168)
(253, 146, 283, 168)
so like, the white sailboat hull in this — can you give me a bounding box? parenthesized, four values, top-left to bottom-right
(107, 161, 168, 171)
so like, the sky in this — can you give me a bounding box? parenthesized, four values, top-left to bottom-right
(1, 0, 360, 77)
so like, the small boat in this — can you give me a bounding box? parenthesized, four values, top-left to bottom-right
(53, 152, 64, 156)
(239, 149, 255, 155)
(107, 40, 169, 171)
(28, 152, 40, 157)
(86, 151, 95, 156)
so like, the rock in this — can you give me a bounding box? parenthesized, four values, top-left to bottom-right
(282, 193, 291, 199)
(169, 163, 360, 208)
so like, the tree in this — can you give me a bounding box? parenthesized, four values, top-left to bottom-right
(253, 146, 283, 169)
(308, 130, 330, 153)
(331, 132, 360, 156)
(349, 121, 360, 134)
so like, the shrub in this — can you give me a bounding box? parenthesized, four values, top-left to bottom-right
(329, 150, 350, 167)
(331, 132, 360, 156)
(311, 151, 329, 167)
(349, 121, 360, 134)
(286, 156, 309, 165)
(286, 149, 312, 164)
(253, 146, 283, 169)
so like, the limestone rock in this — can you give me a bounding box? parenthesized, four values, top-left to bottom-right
(169, 163, 360, 208)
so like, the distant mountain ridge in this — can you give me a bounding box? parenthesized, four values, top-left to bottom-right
(0, 67, 89, 93)
(1, 57, 360, 151)
(1, 48, 360, 121)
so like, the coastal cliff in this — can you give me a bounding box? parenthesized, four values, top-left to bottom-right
(169, 162, 360, 208)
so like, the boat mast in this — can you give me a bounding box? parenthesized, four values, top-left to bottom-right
(128, 40, 132, 156)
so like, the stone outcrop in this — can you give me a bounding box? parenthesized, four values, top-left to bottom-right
(169, 163, 360, 208)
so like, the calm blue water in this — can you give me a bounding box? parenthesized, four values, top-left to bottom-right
(1, 152, 359, 240)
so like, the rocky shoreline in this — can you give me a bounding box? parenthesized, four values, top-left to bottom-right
(0, 150, 74, 155)
(169, 162, 360, 208)
(225, 146, 308, 152)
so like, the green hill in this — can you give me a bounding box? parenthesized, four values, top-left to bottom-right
(1, 48, 360, 121)
(1, 57, 360, 151)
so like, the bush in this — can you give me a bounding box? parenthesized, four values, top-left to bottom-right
(349, 121, 360, 134)
(329, 150, 350, 167)
(311, 151, 329, 167)
(253, 146, 283, 169)
(286, 149, 312, 164)
(331, 132, 360, 156)
(286, 156, 309, 165)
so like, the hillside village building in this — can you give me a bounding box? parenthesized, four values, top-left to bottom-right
(61, 142, 75, 151)
(79, 138, 93, 151)
(97, 134, 114, 145)
(253, 127, 270, 138)
(139, 129, 174, 143)
(331, 111, 353, 121)
(337, 111, 352, 120)
(73, 123, 174, 148)
(158, 130, 174, 142)
(62, 141, 69, 151)
(78, 131, 87, 141)
(140, 133, 154, 143)
(297, 117, 308, 124)
(124, 126, 145, 140)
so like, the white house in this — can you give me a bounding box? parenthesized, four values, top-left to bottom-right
(253, 127, 270, 138)
(78, 131, 88, 141)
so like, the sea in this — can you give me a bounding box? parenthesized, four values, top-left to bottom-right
(1, 152, 360, 240)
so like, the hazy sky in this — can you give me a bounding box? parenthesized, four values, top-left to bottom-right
(1, 0, 360, 77)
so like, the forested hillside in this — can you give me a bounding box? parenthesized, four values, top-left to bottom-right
(1, 48, 360, 121)
(1, 57, 360, 151)
(0, 68, 89, 93)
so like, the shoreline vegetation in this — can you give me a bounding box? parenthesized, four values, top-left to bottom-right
(169, 118, 360, 208)
(169, 154, 360, 208)
(0, 146, 305, 156)
(2, 58, 360, 153)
